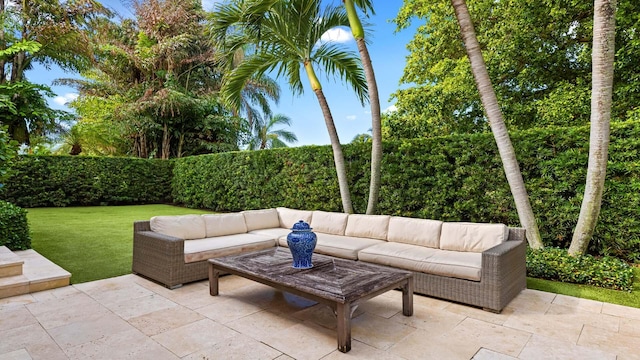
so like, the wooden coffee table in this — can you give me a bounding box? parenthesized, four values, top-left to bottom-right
(208, 248, 413, 353)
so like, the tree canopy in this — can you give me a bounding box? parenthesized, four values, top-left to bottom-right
(0, 0, 111, 144)
(64, 0, 253, 158)
(387, 0, 639, 139)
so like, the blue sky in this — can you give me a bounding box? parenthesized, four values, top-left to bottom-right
(27, 0, 418, 147)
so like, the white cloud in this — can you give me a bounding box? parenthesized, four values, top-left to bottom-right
(53, 93, 78, 106)
(346, 115, 357, 121)
(320, 27, 354, 44)
(383, 105, 397, 113)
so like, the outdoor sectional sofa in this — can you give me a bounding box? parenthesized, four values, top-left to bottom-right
(132, 207, 526, 312)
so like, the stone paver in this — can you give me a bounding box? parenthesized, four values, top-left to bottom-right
(0, 274, 639, 359)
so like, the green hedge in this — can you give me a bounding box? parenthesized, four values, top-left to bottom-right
(0, 156, 173, 207)
(173, 121, 640, 263)
(0, 200, 30, 250)
(527, 248, 634, 291)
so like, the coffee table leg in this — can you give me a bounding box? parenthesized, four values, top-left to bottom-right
(402, 278, 414, 316)
(209, 264, 219, 296)
(336, 302, 351, 352)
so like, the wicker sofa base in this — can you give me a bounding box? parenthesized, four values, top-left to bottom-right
(414, 230, 527, 312)
(133, 219, 526, 312)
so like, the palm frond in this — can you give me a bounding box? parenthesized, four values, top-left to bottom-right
(313, 43, 368, 105)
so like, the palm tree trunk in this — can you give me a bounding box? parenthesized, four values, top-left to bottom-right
(356, 39, 382, 215)
(344, 0, 382, 215)
(314, 89, 354, 214)
(451, 0, 543, 249)
(569, 0, 616, 256)
(161, 123, 171, 159)
(305, 60, 353, 213)
(0, 1, 6, 84)
(177, 133, 185, 158)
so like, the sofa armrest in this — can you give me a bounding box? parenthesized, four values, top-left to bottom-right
(132, 220, 187, 287)
(134, 220, 151, 233)
(133, 230, 185, 259)
(481, 227, 527, 290)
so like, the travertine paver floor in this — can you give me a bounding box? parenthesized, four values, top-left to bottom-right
(1, 274, 639, 360)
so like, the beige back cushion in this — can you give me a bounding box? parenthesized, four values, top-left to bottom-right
(439, 222, 508, 253)
(387, 217, 443, 248)
(202, 213, 247, 237)
(242, 208, 280, 231)
(150, 215, 206, 240)
(310, 211, 349, 235)
(277, 207, 313, 228)
(344, 214, 390, 240)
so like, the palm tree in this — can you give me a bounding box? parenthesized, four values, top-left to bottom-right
(247, 113, 297, 150)
(343, 0, 382, 215)
(450, 0, 543, 249)
(211, 0, 368, 213)
(569, 0, 617, 256)
(219, 47, 281, 133)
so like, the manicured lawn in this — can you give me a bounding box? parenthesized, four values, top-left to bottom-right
(27, 205, 640, 308)
(27, 205, 209, 284)
(527, 266, 640, 308)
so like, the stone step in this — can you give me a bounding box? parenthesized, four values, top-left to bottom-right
(0, 249, 71, 299)
(0, 246, 24, 278)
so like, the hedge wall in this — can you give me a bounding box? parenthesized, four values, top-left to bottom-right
(172, 121, 640, 262)
(0, 156, 173, 207)
(0, 200, 30, 250)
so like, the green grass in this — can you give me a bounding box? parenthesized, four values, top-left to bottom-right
(527, 266, 640, 308)
(27, 205, 209, 284)
(27, 205, 640, 308)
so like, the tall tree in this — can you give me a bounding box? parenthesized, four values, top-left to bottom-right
(211, 0, 368, 213)
(569, 0, 617, 255)
(0, 0, 110, 144)
(343, 0, 382, 214)
(392, 0, 639, 139)
(65, 0, 243, 158)
(450, 0, 543, 249)
(217, 47, 281, 133)
(247, 113, 297, 150)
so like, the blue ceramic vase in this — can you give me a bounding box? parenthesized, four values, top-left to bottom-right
(286, 220, 317, 269)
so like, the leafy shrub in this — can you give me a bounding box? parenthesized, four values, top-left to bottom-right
(173, 120, 640, 263)
(0, 125, 19, 184)
(0, 156, 173, 207)
(527, 247, 634, 291)
(0, 200, 30, 250)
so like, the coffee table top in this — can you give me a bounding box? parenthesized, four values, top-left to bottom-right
(208, 248, 412, 304)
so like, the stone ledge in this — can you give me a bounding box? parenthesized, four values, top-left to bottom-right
(0, 246, 24, 278)
(0, 249, 70, 299)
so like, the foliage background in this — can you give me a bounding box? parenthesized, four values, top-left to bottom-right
(172, 121, 640, 262)
(1, 156, 173, 207)
(0, 200, 30, 250)
(3, 121, 639, 262)
(386, 0, 640, 139)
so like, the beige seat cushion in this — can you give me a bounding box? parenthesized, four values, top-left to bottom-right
(183, 234, 276, 263)
(387, 217, 443, 248)
(310, 211, 349, 235)
(249, 228, 290, 241)
(277, 207, 313, 229)
(202, 213, 247, 237)
(439, 222, 508, 253)
(344, 214, 390, 240)
(150, 215, 206, 240)
(358, 242, 482, 281)
(277, 233, 384, 260)
(242, 209, 280, 231)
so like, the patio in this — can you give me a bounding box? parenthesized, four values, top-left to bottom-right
(1, 274, 639, 360)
